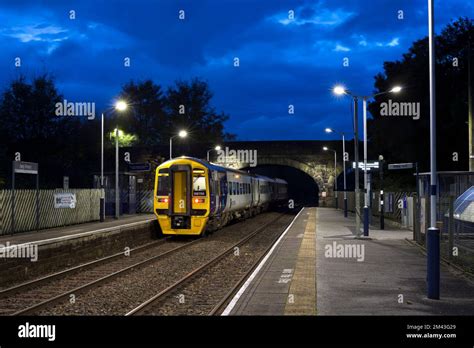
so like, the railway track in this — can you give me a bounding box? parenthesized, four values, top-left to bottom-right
(0, 211, 293, 316)
(126, 210, 296, 316)
(0, 237, 200, 315)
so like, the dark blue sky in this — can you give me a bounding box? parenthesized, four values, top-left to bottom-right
(0, 0, 472, 140)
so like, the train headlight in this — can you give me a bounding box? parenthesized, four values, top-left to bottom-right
(194, 198, 205, 204)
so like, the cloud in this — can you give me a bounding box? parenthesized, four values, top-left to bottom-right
(270, 2, 355, 27)
(334, 44, 351, 52)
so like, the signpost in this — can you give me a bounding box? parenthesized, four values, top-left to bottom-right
(11, 161, 39, 234)
(388, 162, 420, 240)
(352, 161, 379, 171)
(63, 176, 69, 190)
(128, 162, 151, 173)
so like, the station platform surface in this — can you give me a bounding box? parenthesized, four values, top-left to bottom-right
(223, 207, 316, 315)
(0, 214, 155, 248)
(223, 207, 474, 316)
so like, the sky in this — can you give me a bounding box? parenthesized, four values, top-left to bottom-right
(0, 0, 473, 140)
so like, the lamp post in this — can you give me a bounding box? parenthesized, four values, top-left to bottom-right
(207, 145, 222, 162)
(113, 100, 128, 220)
(325, 128, 347, 216)
(100, 100, 128, 222)
(333, 85, 401, 236)
(323, 147, 337, 209)
(170, 130, 188, 160)
(427, 0, 439, 300)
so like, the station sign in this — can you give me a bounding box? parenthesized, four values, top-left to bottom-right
(128, 162, 151, 172)
(13, 161, 38, 175)
(352, 161, 379, 171)
(54, 193, 76, 209)
(388, 163, 414, 170)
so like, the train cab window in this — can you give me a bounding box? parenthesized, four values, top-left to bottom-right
(193, 169, 207, 196)
(157, 169, 170, 196)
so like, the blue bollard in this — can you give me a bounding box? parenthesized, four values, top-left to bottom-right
(344, 198, 348, 218)
(363, 206, 369, 236)
(427, 227, 440, 299)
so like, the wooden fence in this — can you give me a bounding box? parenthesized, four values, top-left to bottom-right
(0, 189, 101, 235)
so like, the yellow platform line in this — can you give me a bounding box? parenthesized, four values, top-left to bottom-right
(284, 208, 317, 315)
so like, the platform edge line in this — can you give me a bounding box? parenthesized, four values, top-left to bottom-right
(221, 207, 305, 316)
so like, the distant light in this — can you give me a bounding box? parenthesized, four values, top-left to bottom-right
(115, 100, 128, 111)
(215, 145, 222, 151)
(325, 128, 333, 134)
(323, 146, 329, 151)
(114, 128, 124, 137)
(390, 86, 402, 93)
(333, 85, 346, 96)
(178, 130, 187, 138)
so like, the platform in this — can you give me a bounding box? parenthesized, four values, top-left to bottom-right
(223, 207, 316, 315)
(0, 214, 155, 248)
(223, 207, 474, 316)
(0, 214, 158, 287)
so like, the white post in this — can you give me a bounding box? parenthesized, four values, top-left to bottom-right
(169, 137, 173, 160)
(115, 127, 119, 219)
(100, 112, 105, 222)
(342, 134, 347, 198)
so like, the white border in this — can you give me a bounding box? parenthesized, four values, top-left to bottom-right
(221, 207, 305, 315)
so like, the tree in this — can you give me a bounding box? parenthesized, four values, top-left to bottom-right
(165, 78, 235, 144)
(116, 80, 168, 146)
(368, 17, 474, 187)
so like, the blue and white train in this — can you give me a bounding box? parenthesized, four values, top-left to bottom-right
(153, 157, 288, 235)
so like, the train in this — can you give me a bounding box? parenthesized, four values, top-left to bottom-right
(153, 157, 288, 236)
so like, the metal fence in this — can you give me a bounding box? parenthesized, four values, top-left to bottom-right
(0, 189, 100, 235)
(137, 190, 154, 213)
(417, 172, 474, 273)
(336, 191, 414, 224)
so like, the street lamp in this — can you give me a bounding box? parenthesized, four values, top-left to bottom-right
(427, 0, 439, 300)
(100, 100, 128, 222)
(323, 146, 337, 209)
(333, 85, 361, 236)
(333, 84, 402, 236)
(170, 130, 188, 159)
(114, 100, 128, 220)
(207, 145, 222, 162)
(325, 128, 347, 217)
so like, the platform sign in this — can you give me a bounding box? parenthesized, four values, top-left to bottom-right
(54, 193, 76, 209)
(388, 163, 414, 170)
(128, 162, 151, 172)
(13, 161, 38, 174)
(11, 160, 40, 234)
(352, 161, 379, 171)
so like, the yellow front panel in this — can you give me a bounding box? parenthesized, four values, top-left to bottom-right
(173, 171, 187, 213)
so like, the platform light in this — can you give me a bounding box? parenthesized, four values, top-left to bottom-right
(215, 145, 222, 151)
(390, 86, 402, 93)
(325, 128, 333, 134)
(323, 146, 329, 151)
(178, 130, 187, 138)
(115, 100, 128, 111)
(333, 85, 346, 96)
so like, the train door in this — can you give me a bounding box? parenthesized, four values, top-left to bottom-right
(169, 164, 192, 228)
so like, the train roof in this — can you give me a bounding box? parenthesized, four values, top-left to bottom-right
(158, 157, 287, 184)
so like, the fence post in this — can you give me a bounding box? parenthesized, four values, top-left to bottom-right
(448, 196, 454, 260)
(413, 194, 418, 242)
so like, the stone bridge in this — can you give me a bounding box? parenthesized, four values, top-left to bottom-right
(211, 140, 347, 201)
